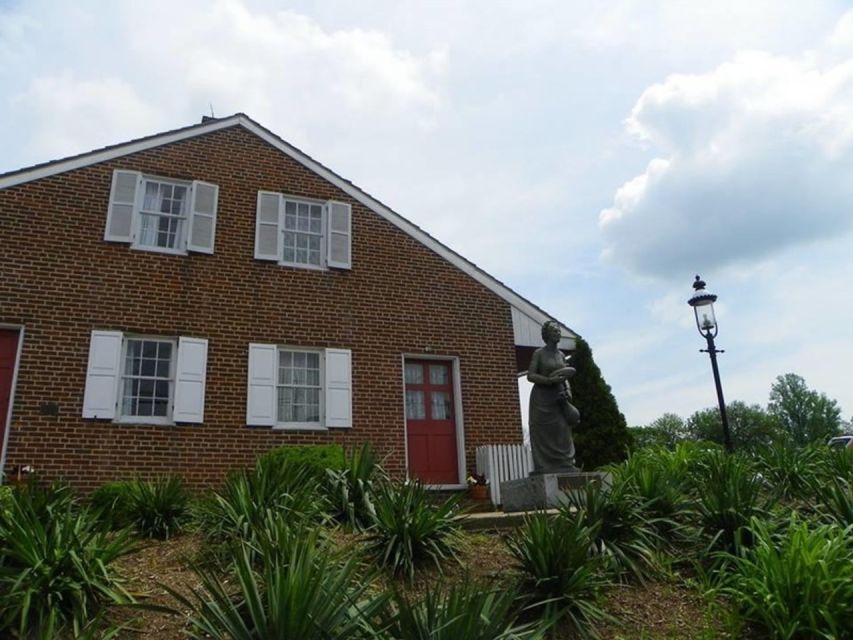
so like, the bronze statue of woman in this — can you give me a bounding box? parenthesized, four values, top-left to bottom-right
(527, 320, 580, 474)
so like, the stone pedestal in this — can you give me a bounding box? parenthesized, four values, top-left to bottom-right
(500, 471, 611, 513)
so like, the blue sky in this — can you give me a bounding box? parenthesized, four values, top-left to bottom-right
(2, 0, 852, 426)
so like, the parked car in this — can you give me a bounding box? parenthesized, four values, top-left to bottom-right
(827, 435, 853, 450)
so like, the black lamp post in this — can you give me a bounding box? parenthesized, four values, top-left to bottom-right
(687, 275, 733, 452)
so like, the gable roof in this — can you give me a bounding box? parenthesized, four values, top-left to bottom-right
(0, 113, 576, 348)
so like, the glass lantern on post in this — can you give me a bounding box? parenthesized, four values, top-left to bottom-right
(687, 275, 733, 452)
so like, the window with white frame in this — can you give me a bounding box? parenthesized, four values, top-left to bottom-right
(105, 170, 219, 255)
(120, 338, 175, 421)
(277, 349, 322, 424)
(137, 180, 189, 251)
(82, 330, 208, 424)
(255, 192, 352, 270)
(247, 344, 352, 429)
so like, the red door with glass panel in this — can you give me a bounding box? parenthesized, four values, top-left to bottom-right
(405, 359, 459, 484)
(0, 330, 20, 466)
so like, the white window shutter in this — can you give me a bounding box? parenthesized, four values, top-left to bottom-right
(82, 330, 123, 419)
(247, 343, 277, 426)
(105, 170, 140, 243)
(326, 201, 352, 269)
(187, 181, 218, 254)
(324, 348, 352, 428)
(255, 192, 281, 260)
(173, 337, 208, 423)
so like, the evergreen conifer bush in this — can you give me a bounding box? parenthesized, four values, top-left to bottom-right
(570, 337, 633, 469)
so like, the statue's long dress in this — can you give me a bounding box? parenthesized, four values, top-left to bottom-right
(529, 347, 579, 474)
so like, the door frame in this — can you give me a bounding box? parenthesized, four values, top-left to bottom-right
(0, 325, 24, 485)
(400, 354, 466, 490)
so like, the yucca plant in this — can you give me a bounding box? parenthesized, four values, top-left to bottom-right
(381, 578, 549, 640)
(808, 476, 853, 527)
(172, 529, 387, 640)
(506, 511, 612, 636)
(754, 444, 820, 503)
(124, 476, 190, 539)
(195, 457, 330, 561)
(565, 481, 666, 582)
(612, 451, 692, 545)
(691, 450, 769, 557)
(364, 480, 461, 580)
(715, 516, 853, 639)
(816, 445, 853, 485)
(328, 444, 384, 531)
(0, 483, 135, 638)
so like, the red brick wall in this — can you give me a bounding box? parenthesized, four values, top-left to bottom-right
(0, 126, 523, 491)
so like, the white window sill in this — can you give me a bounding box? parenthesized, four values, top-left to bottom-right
(273, 423, 328, 432)
(115, 417, 176, 426)
(277, 260, 326, 271)
(130, 243, 188, 257)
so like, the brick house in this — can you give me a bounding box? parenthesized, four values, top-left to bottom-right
(0, 114, 575, 492)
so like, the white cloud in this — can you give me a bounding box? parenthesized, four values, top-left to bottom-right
(14, 74, 164, 161)
(600, 47, 853, 278)
(6, 0, 446, 165)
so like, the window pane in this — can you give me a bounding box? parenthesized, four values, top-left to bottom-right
(406, 390, 425, 419)
(141, 358, 156, 376)
(431, 392, 452, 420)
(405, 363, 423, 384)
(429, 365, 449, 385)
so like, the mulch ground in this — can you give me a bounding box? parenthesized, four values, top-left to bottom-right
(109, 528, 729, 639)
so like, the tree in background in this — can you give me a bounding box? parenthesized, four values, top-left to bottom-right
(768, 373, 842, 445)
(570, 337, 632, 469)
(687, 401, 781, 450)
(633, 412, 690, 449)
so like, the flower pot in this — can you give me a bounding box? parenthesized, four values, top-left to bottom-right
(469, 484, 488, 500)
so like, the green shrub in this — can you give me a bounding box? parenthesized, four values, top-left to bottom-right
(715, 516, 853, 639)
(261, 443, 346, 480)
(172, 528, 386, 640)
(0, 485, 13, 517)
(382, 578, 548, 640)
(327, 444, 383, 531)
(506, 512, 612, 635)
(89, 480, 134, 530)
(691, 450, 769, 556)
(0, 483, 135, 637)
(195, 456, 329, 560)
(365, 480, 461, 580)
(566, 482, 665, 582)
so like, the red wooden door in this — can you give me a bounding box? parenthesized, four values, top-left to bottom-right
(405, 359, 459, 484)
(0, 330, 19, 466)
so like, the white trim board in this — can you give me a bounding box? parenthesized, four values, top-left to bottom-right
(0, 115, 575, 342)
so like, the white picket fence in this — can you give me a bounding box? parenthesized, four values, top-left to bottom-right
(476, 444, 533, 505)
